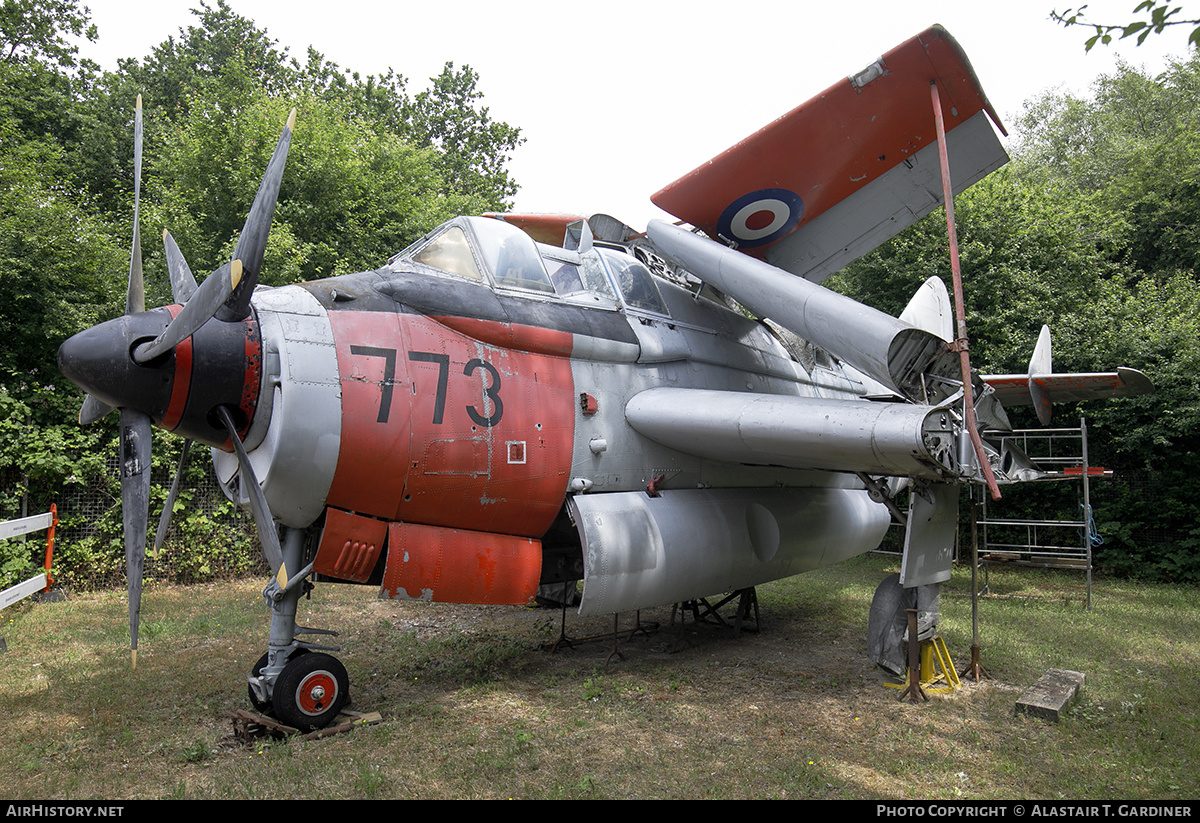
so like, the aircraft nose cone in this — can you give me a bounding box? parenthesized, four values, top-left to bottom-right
(58, 309, 176, 420)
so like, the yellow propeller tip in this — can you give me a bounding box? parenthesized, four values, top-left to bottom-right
(135, 94, 142, 109)
(230, 258, 244, 289)
(286, 108, 297, 132)
(276, 565, 289, 591)
(131, 649, 137, 670)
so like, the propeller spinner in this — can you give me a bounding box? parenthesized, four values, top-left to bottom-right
(57, 100, 297, 667)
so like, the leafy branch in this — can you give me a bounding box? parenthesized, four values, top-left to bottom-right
(1052, 2, 1200, 51)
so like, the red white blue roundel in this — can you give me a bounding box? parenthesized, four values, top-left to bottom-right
(716, 188, 804, 248)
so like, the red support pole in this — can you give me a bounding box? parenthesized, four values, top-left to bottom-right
(42, 503, 57, 591)
(930, 82, 1001, 501)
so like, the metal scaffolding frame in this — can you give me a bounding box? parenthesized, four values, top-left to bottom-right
(976, 417, 1106, 609)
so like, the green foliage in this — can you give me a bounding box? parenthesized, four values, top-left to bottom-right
(1012, 53, 1200, 274)
(157, 506, 257, 583)
(72, 1, 521, 220)
(0, 75, 125, 589)
(0, 0, 96, 68)
(1052, 2, 1200, 52)
(0, 118, 124, 587)
(151, 87, 489, 282)
(0, 132, 125, 381)
(406, 62, 525, 208)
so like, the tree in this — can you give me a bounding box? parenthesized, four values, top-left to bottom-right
(150, 88, 494, 284)
(406, 62, 524, 209)
(1011, 54, 1200, 275)
(0, 107, 126, 585)
(73, 2, 522, 218)
(0, 0, 95, 67)
(0, 0, 98, 160)
(1052, 2, 1200, 51)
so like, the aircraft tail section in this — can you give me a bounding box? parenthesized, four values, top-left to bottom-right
(982, 325, 1153, 425)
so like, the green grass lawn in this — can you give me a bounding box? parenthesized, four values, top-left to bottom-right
(1, 553, 1196, 799)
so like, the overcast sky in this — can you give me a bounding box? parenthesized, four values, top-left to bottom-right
(74, 0, 1192, 230)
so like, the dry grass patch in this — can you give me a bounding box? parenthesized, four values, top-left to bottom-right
(2, 552, 1198, 798)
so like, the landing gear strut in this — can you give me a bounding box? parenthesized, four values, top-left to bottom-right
(246, 525, 347, 731)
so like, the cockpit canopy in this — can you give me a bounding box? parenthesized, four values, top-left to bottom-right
(391, 216, 668, 315)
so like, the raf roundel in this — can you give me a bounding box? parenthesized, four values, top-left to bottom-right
(716, 188, 805, 248)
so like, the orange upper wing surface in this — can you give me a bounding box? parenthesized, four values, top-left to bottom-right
(651, 25, 1007, 281)
(482, 213, 585, 247)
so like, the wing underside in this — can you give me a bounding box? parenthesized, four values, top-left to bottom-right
(650, 24, 1008, 282)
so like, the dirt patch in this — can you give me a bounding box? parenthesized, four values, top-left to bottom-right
(315, 583, 931, 722)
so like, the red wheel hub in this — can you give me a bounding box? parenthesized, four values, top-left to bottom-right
(295, 670, 338, 716)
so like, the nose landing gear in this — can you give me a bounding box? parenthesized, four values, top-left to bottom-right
(245, 525, 350, 732)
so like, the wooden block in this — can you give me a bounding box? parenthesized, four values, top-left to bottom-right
(1016, 668, 1085, 721)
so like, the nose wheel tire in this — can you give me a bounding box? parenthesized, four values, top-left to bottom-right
(272, 652, 350, 732)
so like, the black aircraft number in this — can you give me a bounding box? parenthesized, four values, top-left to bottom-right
(351, 346, 504, 428)
(463, 357, 503, 428)
(349, 345, 396, 423)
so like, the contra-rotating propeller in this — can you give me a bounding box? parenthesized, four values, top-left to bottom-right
(58, 99, 298, 667)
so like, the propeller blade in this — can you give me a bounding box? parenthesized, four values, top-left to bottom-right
(118, 407, 152, 669)
(215, 406, 287, 588)
(153, 440, 190, 559)
(162, 230, 198, 304)
(125, 95, 144, 316)
(219, 108, 297, 322)
(132, 259, 243, 364)
(79, 394, 114, 425)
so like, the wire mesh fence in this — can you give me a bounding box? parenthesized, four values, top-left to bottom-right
(6, 460, 264, 593)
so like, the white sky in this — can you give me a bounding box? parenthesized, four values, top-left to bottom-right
(74, 0, 1191, 230)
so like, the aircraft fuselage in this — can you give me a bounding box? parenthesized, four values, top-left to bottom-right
(212, 217, 887, 612)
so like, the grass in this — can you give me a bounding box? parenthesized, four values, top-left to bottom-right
(1, 553, 1197, 799)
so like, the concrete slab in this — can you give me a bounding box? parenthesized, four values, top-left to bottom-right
(1016, 668, 1085, 721)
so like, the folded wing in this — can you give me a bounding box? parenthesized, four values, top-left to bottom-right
(650, 25, 1008, 283)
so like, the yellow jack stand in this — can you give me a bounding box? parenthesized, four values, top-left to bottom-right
(920, 636, 961, 694)
(885, 636, 962, 696)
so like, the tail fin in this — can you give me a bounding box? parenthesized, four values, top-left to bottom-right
(982, 326, 1153, 423)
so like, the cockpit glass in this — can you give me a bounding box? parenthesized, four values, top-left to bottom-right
(599, 249, 668, 314)
(544, 259, 585, 294)
(412, 226, 483, 282)
(469, 217, 555, 293)
(580, 254, 616, 298)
